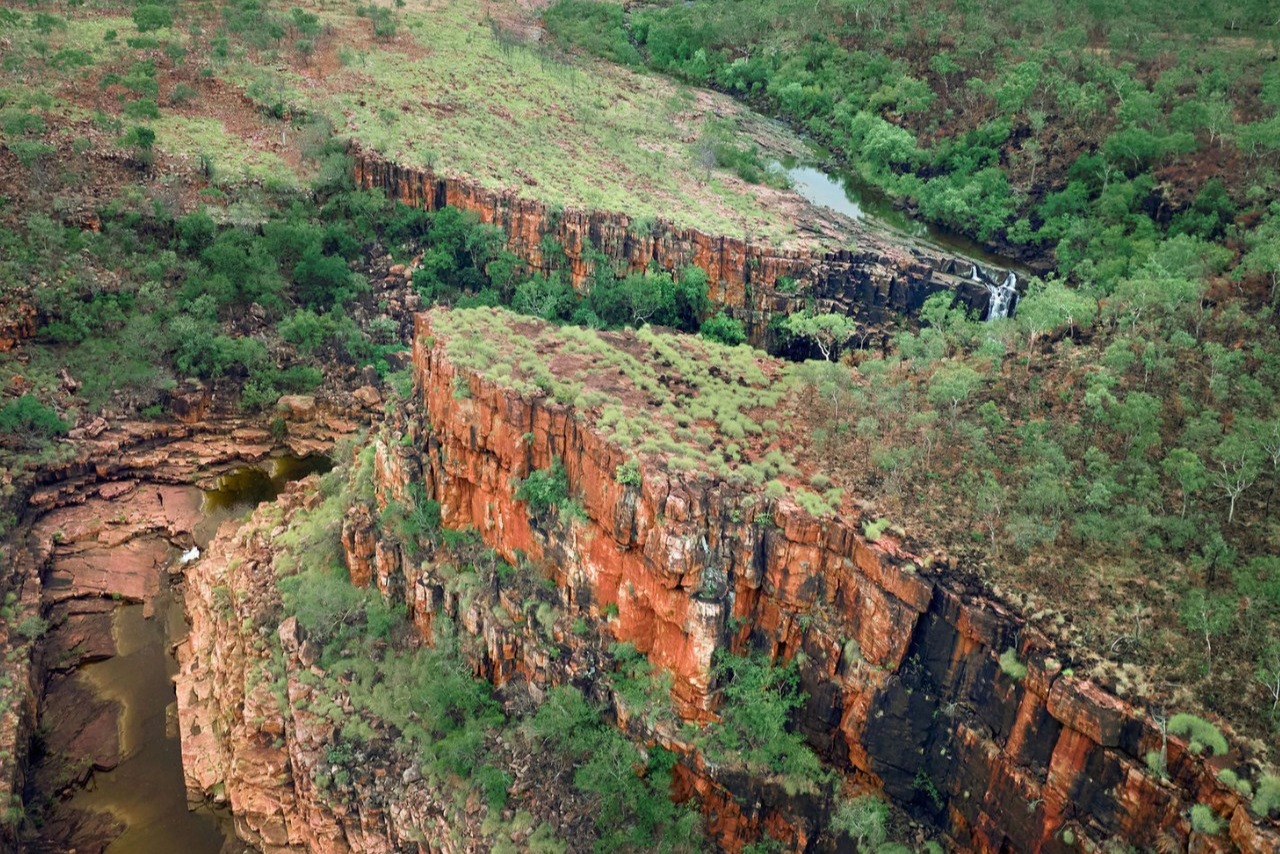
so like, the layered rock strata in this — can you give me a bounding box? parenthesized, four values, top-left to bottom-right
(352, 151, 993, 349)
(370, 311, 1274, 852)
(0, 407, 359, 853)
(171, 312, 1280, 853)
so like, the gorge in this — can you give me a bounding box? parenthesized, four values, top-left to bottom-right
(3, 0, 1280, 850)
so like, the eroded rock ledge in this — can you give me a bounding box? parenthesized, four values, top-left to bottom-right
(352, 150, 994, 349)
(175, 312, 1280, 853)
(0, 407, 360, 853)
(391, 311, 1277, 851)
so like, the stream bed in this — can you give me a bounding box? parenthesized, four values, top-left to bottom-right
(773, 147, 1030, 275)
(27, 453, 332, 854)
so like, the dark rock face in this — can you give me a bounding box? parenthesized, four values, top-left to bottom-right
(351, 151, 995, 349)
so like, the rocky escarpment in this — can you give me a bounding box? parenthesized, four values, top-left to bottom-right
(352, 150, 994, 349)
(0, 404, 362, 853)
(361, 311, 1273, 852)
(173, 310, 1280, 853)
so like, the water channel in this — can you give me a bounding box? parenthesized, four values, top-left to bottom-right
(772, 146, 1030, 276)
(47, 454, 332, 854)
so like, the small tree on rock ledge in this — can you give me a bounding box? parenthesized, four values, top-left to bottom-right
(781, 311, 856, 361)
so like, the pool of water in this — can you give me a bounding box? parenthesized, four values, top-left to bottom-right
(65, 599, 246, 854)
(42, 453, 333, 854)
(775, 151, 1029, 275)
(198, 454, 333, 543)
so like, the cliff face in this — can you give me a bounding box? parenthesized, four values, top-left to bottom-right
(170, 314, 1280, 853)
(364, 312, 1274, 853)
(351, 151, 991, 348)
(0, 404, 362, 853)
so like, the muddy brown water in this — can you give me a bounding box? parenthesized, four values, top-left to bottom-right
(40, 454, 332, 854)
(63, 597, 243, 854)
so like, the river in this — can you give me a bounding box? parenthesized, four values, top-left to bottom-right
(37, 454, 331, 854)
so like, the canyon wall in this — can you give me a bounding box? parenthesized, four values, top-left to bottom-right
(169, 313, 1280, 853)
(364, 312, 1274, 852)
(351, 151, 991, 348)
(0, 405, 362, 854)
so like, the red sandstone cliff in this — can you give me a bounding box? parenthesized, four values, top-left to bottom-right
(351, 150, 992, 349)
(367, 311, 1277, 852)
(168, 312, 1280, 853)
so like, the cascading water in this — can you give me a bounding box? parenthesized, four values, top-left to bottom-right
(969, 264, 1019, 320)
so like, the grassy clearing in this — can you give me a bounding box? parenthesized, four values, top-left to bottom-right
(285, 0, 804, 242)
(151, 115, 299, 189)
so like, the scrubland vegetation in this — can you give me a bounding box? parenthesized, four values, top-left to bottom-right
(4, 0, 1280, 846)
(545, 0, 1280, 758)
(251, 436, 905, 851)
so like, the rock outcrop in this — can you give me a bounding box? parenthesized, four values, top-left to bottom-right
(169, 312, 1280, 853)
(352, 150, 993, 349)
(0, 293, 34, 353)
(0, 406, 362, 853)
(359, 311, 1274, 852)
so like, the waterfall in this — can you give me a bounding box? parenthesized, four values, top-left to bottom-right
(969, 265, 1018, 320)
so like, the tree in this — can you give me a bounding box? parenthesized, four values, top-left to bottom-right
(1017, 277, 1097, 358)
(1213, 429, 1263, 525)
(781, 311, 856, 361)
(926, 361, 981, 421)
(1257, 640, 1280, 718)
(700, 311, 746, 346)
(1162, 447, 1208, 518)
(132, 4, 172, 32)
(1180, 589, 1234, 674)
(831, 794, 889, 848)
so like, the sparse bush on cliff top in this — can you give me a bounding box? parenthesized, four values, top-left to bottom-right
(1168, 713, 1228, 757)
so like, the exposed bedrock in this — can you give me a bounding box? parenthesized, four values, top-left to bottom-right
(356, 313, 1273, 852)
(170, 316, 1280, 853)
(0, 408, 361, 854)
(351, 151, 994, 349)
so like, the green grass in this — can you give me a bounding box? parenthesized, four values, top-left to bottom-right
(293, 1, 803, 242)
(151, 115, 299, 188)
(428, 307, 835, 506)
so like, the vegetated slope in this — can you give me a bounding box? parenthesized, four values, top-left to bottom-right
(542, 0, 1280, 765)
(544, 0, 1280, 277)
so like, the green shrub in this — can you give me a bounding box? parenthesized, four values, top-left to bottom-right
(1217, 768, 1253, 797)
(1189, 803, 1221, 835)
(515, 458, 571, 518)
(0, 395, 69, 443)
(1252, 775, 1280, 817)
(132, 4, 172, 32)
(614, 458, 642, 487)
(1168, 714, 1228, 757)
(700, 311, 747, 346)
(830, 794, 888, 848)
(862, 517, 890, 541)
(999, 648, 1028, 681)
